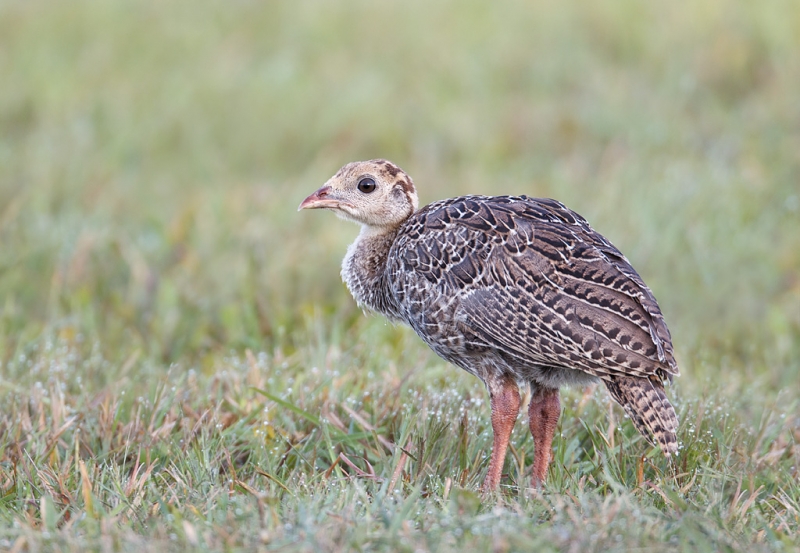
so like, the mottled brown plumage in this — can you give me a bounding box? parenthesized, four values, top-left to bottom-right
(300, 159, 680, 491)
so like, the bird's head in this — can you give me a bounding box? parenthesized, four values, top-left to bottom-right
(298, 159, 419, 229)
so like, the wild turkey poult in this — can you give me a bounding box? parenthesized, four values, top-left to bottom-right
(299, 160, 679, 492)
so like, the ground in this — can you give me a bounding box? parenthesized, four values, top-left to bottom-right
(0, 1, 798, 551)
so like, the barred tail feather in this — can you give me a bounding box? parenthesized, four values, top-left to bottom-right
(604, 375, 678, 456)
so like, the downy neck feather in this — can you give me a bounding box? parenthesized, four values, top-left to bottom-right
(341, 224, 401, 320)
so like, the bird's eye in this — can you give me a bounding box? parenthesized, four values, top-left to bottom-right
(357, 177, 376, 193)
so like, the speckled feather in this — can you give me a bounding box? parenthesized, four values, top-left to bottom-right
(329, 161, 679, 456)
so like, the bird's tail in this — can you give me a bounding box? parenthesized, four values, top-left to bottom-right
(604, 375, 679, 456)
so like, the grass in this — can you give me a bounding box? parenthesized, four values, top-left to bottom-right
(1, 0, 799, 550)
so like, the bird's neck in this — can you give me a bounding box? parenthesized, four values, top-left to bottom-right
(341, 224, 401, 319)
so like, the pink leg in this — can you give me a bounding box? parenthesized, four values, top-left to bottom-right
(482, 376, 521, 493)
(528, 387, 561, 487)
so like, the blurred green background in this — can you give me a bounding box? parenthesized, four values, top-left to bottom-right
(1, 0, 799, 389)
(1, 1, 799, 550)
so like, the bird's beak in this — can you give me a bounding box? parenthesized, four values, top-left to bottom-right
(298, 185, 348, 211)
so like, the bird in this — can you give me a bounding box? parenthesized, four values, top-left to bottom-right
(299, 159, 679, 492)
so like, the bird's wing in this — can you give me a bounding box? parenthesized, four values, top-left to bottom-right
(393, 196, 678, 381)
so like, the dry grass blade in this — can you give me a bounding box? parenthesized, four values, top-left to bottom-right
(340, 403, 395, 452)
(387, 446, 410, 494)
(78, 461, 94, 518)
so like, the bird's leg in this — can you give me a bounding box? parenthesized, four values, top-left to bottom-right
(482, 376, 520, 493)
(528, 386, 561, 487)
